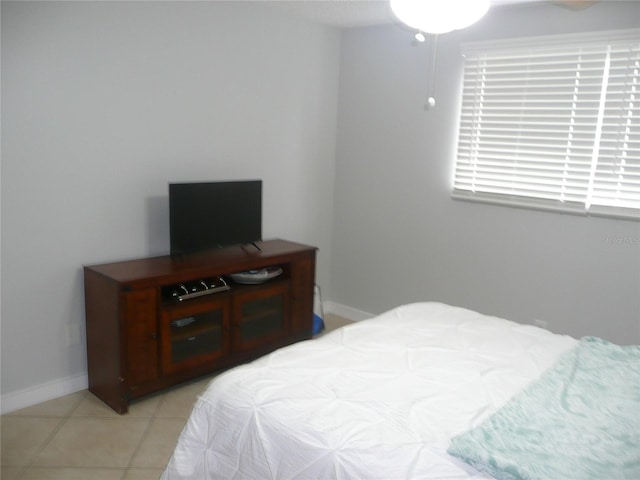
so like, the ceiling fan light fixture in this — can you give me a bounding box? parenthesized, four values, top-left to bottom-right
(390, 0, 490, 34)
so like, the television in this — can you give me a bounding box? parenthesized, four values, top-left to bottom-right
(169, 180, 262, 256)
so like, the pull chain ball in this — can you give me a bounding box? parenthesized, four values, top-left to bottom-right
(425, 96, 436, 109)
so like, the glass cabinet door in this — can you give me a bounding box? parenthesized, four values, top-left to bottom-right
(160, 296, 230, 375)
(232, 282, 290, 351)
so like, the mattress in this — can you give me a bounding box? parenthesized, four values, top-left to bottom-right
(161, 302, 577, 480)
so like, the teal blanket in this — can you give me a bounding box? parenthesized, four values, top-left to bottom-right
(447, 337, 640, 480)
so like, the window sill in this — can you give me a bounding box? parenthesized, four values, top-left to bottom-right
(451, 190, 640, 222)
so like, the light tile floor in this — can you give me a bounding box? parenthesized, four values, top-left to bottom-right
(1, 314, 353, 480)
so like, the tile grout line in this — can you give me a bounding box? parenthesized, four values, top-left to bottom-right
(17, 390, 89, 474)
(121, 392, 167, 480)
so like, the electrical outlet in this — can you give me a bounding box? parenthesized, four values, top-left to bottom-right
(533, 319, 548, 329)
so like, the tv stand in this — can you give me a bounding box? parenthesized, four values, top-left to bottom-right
(84, 239, 316, 414)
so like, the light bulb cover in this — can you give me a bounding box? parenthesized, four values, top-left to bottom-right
(390, 0, 490, 34)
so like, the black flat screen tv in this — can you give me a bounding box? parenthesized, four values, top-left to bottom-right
(169, 180, 262, 256)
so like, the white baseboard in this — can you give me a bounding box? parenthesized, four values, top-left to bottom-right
(324, 301, 374, 322)
(1, 374, 88, 415)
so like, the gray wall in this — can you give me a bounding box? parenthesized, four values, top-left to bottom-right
(1, 1, 340, 404)
(2, 0, 639, 411)
(331, 1, 640, 344)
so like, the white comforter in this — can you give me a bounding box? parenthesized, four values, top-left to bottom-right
(162, 302, 576, 480)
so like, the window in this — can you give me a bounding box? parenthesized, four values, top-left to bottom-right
(453, 29, 639, 220)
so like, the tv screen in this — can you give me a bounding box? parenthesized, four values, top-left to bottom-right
(169, 180, 262, 256)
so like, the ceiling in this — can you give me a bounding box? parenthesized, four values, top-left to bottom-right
(267, 0, 596, 29)
(269, 0, 394, 28)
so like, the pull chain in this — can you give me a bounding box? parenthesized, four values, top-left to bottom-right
(425, 34, 439, 109)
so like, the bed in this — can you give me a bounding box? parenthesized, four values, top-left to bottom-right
(161, 302, 639, 480)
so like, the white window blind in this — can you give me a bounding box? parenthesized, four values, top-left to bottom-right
(453, 29, 640, 220)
